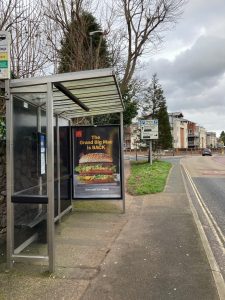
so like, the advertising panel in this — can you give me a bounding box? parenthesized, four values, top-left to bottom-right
(73, 125, 122, 199)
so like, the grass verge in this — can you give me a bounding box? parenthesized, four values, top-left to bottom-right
(127, 160, 172, 195)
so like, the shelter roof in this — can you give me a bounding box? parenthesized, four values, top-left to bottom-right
(10, 68, 124, 119)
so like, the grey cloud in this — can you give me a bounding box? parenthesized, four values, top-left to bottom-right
(174, 36, 225, 83)
(168, 0, 225, 43)
(138, 0, 225, 133)
(145, 35, 225, 86)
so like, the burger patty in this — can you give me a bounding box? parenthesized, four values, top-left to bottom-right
(75, 164, 116, 174)
(78, 170, 113, 175)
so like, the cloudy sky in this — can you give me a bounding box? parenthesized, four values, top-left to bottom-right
(140, 0, 225, 137)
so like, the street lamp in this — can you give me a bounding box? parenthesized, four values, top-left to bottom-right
(89, 30, 105, 69)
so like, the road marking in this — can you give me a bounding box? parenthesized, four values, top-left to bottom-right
(183, 166, 225, 247)
(181, 164, 225, 300)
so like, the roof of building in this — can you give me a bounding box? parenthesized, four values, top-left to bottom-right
(168, 112, 184, 118)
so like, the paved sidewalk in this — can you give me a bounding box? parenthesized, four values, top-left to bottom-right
(0, 160, 219, 299)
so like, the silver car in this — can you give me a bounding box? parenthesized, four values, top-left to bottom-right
(202, 148, 212, 156)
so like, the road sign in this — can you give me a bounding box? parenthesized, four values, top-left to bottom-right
(140, 119, 158, 140)
(0, 31, 10, 80)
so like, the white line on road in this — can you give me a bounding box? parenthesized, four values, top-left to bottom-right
(183, 165, 225, 248)
(181, 164, 225, 300)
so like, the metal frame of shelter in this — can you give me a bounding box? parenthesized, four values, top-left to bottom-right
(5, 68, 125, 272)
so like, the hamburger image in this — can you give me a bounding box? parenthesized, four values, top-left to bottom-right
(75, 153, 116, 184)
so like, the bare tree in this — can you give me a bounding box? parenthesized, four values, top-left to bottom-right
(108, 0, 186, 94)
(1, 0, 50, 78)
(0, 0, 24, 31)
(10, 0, 49, 78)
(43, 0, 96, 73)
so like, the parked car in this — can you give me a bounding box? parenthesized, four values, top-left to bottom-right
(202, 148, 212, 156)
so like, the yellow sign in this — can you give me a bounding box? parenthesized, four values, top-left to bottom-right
(0, 52, 8, 60)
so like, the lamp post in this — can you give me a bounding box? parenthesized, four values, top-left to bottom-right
(89, 30, 105, 69)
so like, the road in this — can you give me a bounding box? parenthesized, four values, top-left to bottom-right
(181, 155, 225, 280)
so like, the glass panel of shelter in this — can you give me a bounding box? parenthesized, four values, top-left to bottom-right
(11, 92, 72, 257)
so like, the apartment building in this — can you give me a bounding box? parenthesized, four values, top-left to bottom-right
(124, 123, 140, 150)
(169, 112, 188, 149)
(206, 132, 217, 148)
(198, 126, 207, 148)
(187, 121, 207, 149)
(124, 126, 131, 149)
(187, 121, 199, 148)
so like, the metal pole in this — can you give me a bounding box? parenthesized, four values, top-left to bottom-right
(46, 82, 55, 273)
(37, 108, 43, 215)
(148, 141, 150, 163)
(120, 112, 125, 213)
(150, 140, 153, 165)
(69, 120, 73, 201)
(90, 35, 93, 69)
(56, 115, 61, 220)
(6, 79, 14, 269)
(135, 140, 138, 161)
(89, 31, 104, 69)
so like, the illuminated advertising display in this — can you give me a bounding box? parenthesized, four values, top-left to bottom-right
(73, 125, 122, 199)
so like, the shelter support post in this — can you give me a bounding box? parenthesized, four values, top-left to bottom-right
(120, 112, 125, 213)
(47, 82, 55, 272)
(69, 120, 73, 203)
(56, 115, 61, 222)
(37, 107, 43, 211)
(6, 79, 14, 268)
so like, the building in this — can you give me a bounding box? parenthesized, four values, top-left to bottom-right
(169, 112, 188, 149)
(124, 123, 140, 150)
(124, 126, 131, 149)
(206, 132, 217, 148)
(198, 126, 207, 148)
(130, 123, 140, 150)
(187, 121, 199, 149)
(187, 121, 207, 149)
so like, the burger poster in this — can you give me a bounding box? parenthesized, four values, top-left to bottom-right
(73, 125, 122, 199)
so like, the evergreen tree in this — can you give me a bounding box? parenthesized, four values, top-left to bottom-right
(157, 102, 172, 149)
(57, 11, 139, 126)
(142, 74, 162, 117)
(141, 74, 172, 149)
(220, 131, 225, 144)
(58, 11, 110, 73)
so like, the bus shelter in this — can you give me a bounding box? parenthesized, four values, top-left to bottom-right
(5, 68, 124, 272)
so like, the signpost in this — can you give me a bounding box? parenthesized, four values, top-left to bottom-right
(0, 31, 10, 80)
(140, 119, 158, 164)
